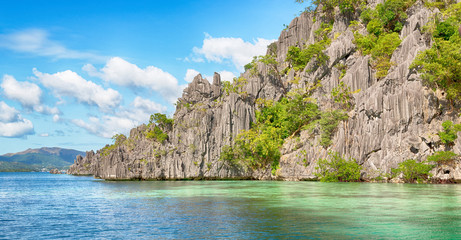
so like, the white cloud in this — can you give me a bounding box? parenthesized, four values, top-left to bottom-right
(53, 114, 60, 122)
(0, 29, 106, 61)
(1, 74, 41, 107)
(1, 74, 60, 115)
(83, 57, 184, 103)
(117, 96, 168, 123)
(72, 116, 137, 138)
(0, 101, 34, 138)
(33, 68, 121, 110)
(131, 96, 167, 116)
(0, 101, 19, 122)
(184, 69, 200, 83)
(0, 120, 34, 138)
(33, 105, 60, 115)
(72, 96, 167, 138)
(192, 34, 276, 71)
(217, 71, 236, 82)
(39, 133, 49, 137)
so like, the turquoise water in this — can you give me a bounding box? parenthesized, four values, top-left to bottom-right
(1, 173, 461, 239)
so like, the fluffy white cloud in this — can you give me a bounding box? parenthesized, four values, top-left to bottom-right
(0, 101, 19, 122)
(53, 114, 60, 122)
(217, 70, 236, 82)
(72, 96, 167, 138)
(1, 74, 41, 107)
(33, 68, 121, 110)
(0, 29, 106, 61)
(184, 69, 200, 83)
(131, 97, 167, 116)
(83, 57, 184, 103)
(192, 34, 275, 71)
(1, 74, 60, 115)
(72, 116, 136, 138)
(0, 101, 34, 138)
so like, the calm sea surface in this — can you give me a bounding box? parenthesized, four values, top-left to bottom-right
(1, 172, 461, 239)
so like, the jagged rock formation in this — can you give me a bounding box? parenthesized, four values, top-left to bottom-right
(69, 70, 284, 179)
(49, 168, 62, 174)
(69, 0, 461, 182)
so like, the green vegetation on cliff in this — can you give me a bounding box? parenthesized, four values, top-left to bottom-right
(285, 22, 332, 72)
(220, 86, 321, 172)
(102, 134, 127, 156)
(352, 0, 414, 78)
(438, 120, 461, 145)
(427, 151, 458, 164)
(146, 113, 173, 143)
(411, 2, 461, 104)
(221, 82, 351, 173)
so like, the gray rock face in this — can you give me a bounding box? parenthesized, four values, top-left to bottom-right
(68, 151, 96, 175)
(69, 1, 461, 182)
(69, 66, 283, 180)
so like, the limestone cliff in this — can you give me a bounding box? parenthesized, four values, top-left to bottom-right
(69, 0, 461, 182)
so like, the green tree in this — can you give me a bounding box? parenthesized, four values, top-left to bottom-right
(427, 151, 458, 164)
(315, 151, 362, 182)
(146, 113, 173, 143)
(438, 120, 461, 145)
(410, 3, 461, 104)
(391, 159, 433, 183)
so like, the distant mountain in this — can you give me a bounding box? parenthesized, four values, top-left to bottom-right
(0, 147, 85, 172)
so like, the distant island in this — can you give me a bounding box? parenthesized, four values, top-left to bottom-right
(0, 147, 85, 172)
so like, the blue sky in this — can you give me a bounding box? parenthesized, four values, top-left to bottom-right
(0, 0, 306, 155)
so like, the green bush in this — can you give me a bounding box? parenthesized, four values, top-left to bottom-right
(318, 110, 349, 147)
(438, 120, 461, 145)
(331, 81, 358, 110)
(221, 84, 349, 172)
(411, 35, 461, 103)
(427, 151, 458, 164)
(410, 3, 461, 104)
(375, 0, 409, 31)
(300, 0, 364, 16)
(434, 20, 457, 40)
(102, 134, 127, 156)
(367, 19, 383, 37)
(353, 0, 410, 79)
(244, 62, 254, 72)
(315, 151, 362, 182)
(149, 113, 173, 129)
(354, 32, 401, 79)
(146, 126, 168, 143)
(112, 133, 127, 145)
(221, 77, 248, 96)
(225, 90, 320, 171)
(145, 113, 173, 143)
(286, 23, 331, 72)
(391, 159, 433, 183)
(286, 44, 329, 72)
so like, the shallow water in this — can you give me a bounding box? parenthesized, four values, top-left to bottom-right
(1, 172, 461, 239)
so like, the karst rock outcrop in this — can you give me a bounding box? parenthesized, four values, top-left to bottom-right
(69, 0, 461, 182)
